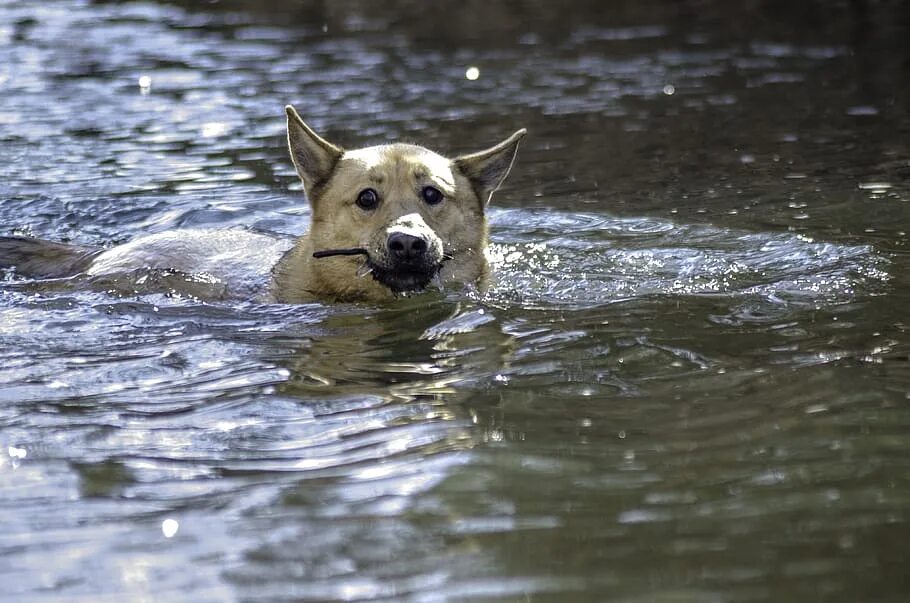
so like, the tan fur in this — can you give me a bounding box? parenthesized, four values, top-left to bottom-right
(273, 105, 525, 303)
(0, 107, 526, 304)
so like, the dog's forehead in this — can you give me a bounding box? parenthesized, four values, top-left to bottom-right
(341, 144, 455, 186)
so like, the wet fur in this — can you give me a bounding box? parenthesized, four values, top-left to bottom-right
(0, 237, 100, 279)
(0, 106, 526, 303)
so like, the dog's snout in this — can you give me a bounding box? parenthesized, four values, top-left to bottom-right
(387, 232, 427, 262)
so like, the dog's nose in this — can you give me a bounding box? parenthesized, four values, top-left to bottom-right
(387, 232, 428, 262)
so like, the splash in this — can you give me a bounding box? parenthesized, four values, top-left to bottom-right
(483, 209, 889, 309)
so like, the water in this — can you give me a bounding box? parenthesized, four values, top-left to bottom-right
(2, 1, 910, 601)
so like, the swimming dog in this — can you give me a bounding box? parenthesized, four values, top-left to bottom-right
(0, 106, 526, 303)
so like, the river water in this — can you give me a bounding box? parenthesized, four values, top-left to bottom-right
(1, 1, 909, 601)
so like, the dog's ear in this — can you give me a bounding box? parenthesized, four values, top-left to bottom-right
(454, 128, 527, 206)
(285, 105, 344, 198)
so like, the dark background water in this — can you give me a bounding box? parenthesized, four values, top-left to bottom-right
(1, 0, 909, 601)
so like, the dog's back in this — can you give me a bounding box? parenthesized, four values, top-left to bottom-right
(0, 236, 101, 279)
(0, 231, 293, 300)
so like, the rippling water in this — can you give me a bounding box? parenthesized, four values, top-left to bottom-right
(2, 1, 910, 601)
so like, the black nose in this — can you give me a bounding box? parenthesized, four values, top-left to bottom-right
(387, 232, 428, 262)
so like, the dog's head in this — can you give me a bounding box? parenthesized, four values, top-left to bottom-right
(285, 105, 525, 300)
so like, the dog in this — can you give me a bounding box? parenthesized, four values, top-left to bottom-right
(0, 106, 526, 303)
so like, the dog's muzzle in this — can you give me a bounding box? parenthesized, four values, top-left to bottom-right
(369, 229, 444, 294)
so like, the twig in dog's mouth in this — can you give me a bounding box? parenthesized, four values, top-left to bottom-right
(312, 247, 454, 292)
(312, 248, 370, 259)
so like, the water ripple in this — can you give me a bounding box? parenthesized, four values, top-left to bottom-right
(486, 208, 888, 309)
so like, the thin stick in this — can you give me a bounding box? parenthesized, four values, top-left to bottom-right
(312, 248, 370, 259)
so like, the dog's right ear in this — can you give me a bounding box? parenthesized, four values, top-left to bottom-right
(285, 105, 344, 198)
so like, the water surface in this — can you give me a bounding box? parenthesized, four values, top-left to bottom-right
(1, 1, 909, 601)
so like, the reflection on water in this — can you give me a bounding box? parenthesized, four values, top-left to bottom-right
(2, 0, 910, 601)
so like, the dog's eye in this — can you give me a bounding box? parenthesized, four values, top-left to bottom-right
(421, 186, 444, 205)
(356, 188, 379, 210)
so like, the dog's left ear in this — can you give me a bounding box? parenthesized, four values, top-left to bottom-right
(286, 105, 344, 199)
(454, 128, 527, 206)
